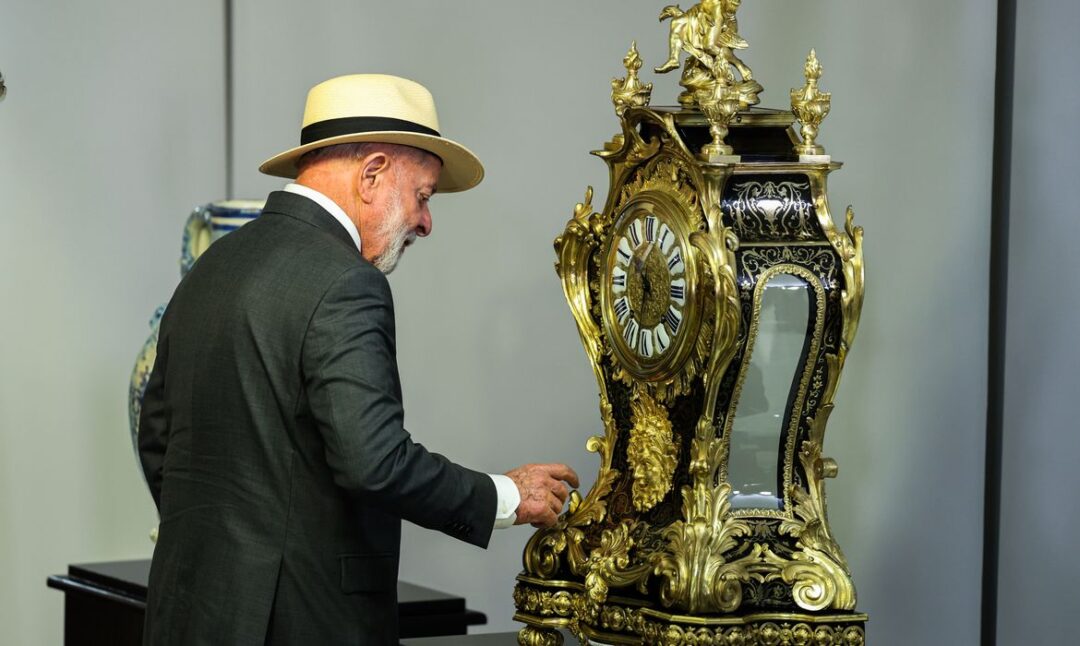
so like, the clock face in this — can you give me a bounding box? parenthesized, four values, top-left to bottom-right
(602, 193, 696, 378)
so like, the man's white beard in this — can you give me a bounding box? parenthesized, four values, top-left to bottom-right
(372, 187, 417, 275)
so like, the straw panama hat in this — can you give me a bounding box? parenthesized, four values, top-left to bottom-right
(259, 74, 484, 193)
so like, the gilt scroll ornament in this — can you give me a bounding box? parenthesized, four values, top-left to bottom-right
(517, 2, 867, 643)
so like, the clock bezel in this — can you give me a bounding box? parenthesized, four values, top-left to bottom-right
(600, 190, 700, 382)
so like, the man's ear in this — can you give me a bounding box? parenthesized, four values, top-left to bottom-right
(356, 152, 391, 204)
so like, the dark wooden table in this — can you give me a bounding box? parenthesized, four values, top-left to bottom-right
(47, 559, 486, 645)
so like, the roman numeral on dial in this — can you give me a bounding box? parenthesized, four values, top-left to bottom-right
(669, 279, 685, 303)
(639, 328, 653, 357)
(645, 216, 656, 242)
(654, 324, 670, 353)
(663, 306, 682, 335)
(623, 318, 640, 350)
(628, 220, 642, 246)
(612, 266, 627, 292)
(613, 297, 631, 324)
(667, 250, 683, 272)
(658, 225, 673, 254)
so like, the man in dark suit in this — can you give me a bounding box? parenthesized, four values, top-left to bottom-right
(138, 74, 578, 645)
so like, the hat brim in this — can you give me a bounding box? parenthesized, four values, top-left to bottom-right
(258, 131, 484, 193)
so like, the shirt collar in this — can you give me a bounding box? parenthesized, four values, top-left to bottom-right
(282, 183, 362, 254)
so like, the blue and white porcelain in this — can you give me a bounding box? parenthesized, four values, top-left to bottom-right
(129, 200, 264, 475)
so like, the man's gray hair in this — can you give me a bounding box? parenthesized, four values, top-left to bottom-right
(297, 142, 434, 173)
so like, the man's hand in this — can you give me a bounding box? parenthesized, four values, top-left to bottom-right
(506, 463, 580, 528)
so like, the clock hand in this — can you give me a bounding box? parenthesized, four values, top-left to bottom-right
(641, 242, 655, 264)
(632, 242, 654, 273)
(639, 243, 656, 298)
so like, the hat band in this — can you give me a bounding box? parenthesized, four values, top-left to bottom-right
(300, 116, 441, 146)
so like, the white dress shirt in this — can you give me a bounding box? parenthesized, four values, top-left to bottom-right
(283, 183, 363, 253)
(281, 183, 520, 529)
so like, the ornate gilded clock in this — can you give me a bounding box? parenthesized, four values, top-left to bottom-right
(514, 2, 867, 645)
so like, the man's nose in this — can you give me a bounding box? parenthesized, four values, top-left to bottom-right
(417, 210, 432, 237)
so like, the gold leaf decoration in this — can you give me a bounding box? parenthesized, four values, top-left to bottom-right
(611, 41, 653, 118)
(583, 521, 652, 619)
(627, 391, 679, 511)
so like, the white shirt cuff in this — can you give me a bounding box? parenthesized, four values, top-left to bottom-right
(489, 474, 520, 530)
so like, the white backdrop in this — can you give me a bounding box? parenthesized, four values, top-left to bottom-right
(0, 2, 226, 645)
(0, 1, 1011, 644)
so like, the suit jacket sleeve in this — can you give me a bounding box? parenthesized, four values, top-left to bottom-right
(301, 264, 497, 548)
(138, 320, 170, 511)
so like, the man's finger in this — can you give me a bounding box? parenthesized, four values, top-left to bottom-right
(546, 491, 563, 516)
(532, 506, 557, 528)
(544, 464, 580, 489)
(551, 480, 570, 504)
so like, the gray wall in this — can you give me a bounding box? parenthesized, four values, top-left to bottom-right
(998, 1, 1080, 643)
(0, 2, 226, 644)
(3, 1, 1058, 644)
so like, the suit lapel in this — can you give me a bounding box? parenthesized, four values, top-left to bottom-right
(262, 191, 362, 258)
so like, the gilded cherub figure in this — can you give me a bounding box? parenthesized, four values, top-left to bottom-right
(655, 0, 725, 74)
(716, 0, 754, 81)
(655, 0, 760, 108)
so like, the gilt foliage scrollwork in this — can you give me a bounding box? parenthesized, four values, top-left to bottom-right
(614, 156, 703, 228)
(776, 352, 858, 611)
(837, 206, 865, 367)
(583, 521, 653, 619)
(554, 185, 606, 373)
(522, 411, 620, 580)
(527, 189, 623, 582)
(653, 473, 753, 614)
(806, 172, 864, 370)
